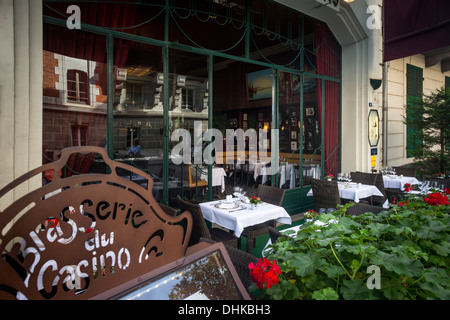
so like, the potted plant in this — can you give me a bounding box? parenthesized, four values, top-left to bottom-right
(324, 174, 334, 181)
(248, 196, 261, 210)
(250, 191, 450, 300)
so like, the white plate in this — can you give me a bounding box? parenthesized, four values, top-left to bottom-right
(215, 202, 239, 209)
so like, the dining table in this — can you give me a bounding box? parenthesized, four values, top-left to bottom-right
(382, 174, 420, 190)
(199, 198, 292, 238)
(307, 181, 385, 203)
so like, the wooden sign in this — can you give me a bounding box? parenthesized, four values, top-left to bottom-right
(0, 147, 192, 300)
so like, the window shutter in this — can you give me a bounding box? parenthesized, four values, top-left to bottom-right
(406, 64, 423, 158)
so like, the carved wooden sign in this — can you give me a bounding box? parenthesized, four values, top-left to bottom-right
(0, 147, 192, 300)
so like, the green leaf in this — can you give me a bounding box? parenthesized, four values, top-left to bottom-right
(341, 279, 372, 300)
(371, 251, 423, 277)
(367, 223, 391, 237)
(312, 287, 339, 300)
(291, 253, 326, 277)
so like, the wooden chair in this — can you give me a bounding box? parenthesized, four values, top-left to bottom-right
(182, 164, 208, 200)
(239, 185, 286, 253)
(310, 178, 341, 212)
(176, 195, 238, 248)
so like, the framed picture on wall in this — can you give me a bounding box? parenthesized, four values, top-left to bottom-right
(291, 141, 297, 151)
(247, 69, 273, 101)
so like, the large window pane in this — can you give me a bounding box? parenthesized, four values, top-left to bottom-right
(43, 24, 107, 181)
(168, 49, 210, 203)
(278, 71, 301, 189)
(112, 40, 165, 196)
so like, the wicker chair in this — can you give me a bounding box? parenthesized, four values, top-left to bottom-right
(158, 203, 178, 216)
(350, 172, 377, 204)
(346, 203, 385, 216)
(239, 185, 286, 253)
(392, 166, 417, 177)
(430, 177, 450, 189)
(371, 173, 388, 206)
(385, 188, 406, 203)
(176, 195, 238, 248)
(310, 178, 341, 212)
(350, 172, 377, 185)
(199, 237, 258, 293)
(268, 226, 286, 244)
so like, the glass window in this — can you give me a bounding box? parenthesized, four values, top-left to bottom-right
(42, 24, 107, 180)
(118, 250, 245, 300)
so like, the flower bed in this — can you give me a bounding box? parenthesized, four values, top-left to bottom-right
(250, 192, 450, 300)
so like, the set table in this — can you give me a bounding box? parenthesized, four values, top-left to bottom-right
(307, 182, 384, 203)
(199, 199, 292, 238)
(382, 174, 420, 190)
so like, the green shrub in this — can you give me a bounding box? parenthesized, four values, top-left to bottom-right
(256, 193, 450, 300)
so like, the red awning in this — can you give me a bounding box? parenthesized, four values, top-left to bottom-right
(384, 0, 450, 62)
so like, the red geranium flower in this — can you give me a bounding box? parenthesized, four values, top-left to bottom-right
(403, 183, 413, 192)
(424, 192, 449, 206)
(249, 258, 282, 290)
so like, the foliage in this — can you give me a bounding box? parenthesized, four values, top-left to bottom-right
(404, 87, 450, 176)
(254, 195, 450, 300)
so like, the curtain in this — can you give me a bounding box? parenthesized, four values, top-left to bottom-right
(315, 22, 340, 177)
(43, 1, 137, 177)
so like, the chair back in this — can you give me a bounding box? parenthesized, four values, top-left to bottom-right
(372, 173, 387, 205)
(350, 172, 377, 185)
(176, 195, 211, 245)
(392, 166, 417, 177)
(256, 184, 286, 206)
(346, 203, 385, 216)
(310, 178, 341, 212)
(159, 203, 178, 216)
(268, 226, 285, 244)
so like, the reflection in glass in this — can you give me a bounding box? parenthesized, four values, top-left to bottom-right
(42, 25, 107, 181)
(119, 250, 244, 300)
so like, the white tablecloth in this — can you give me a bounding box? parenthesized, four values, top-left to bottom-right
(254, 163, 296, 188)
(307, 182, 384, 203)
(199, 199, 292, 237)
(382, 175, 420, 190)
(200, 167, 227, 192)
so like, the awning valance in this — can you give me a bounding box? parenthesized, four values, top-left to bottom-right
(384, 0, 450, 63)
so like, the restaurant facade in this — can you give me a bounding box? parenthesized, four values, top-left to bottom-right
(1, 0, 386, 214)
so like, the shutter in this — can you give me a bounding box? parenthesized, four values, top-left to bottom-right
(406, 64, 423, 158)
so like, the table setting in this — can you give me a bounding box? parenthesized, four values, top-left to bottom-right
(199, 188, 292, 237)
